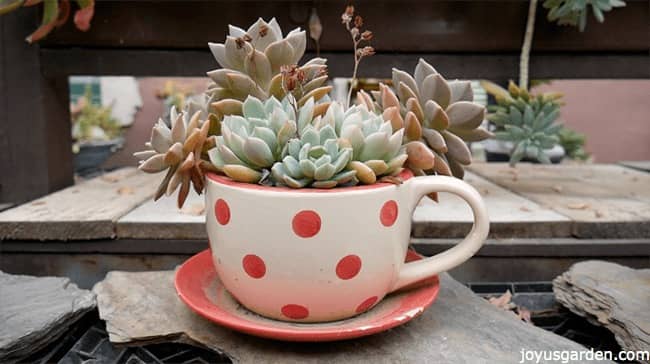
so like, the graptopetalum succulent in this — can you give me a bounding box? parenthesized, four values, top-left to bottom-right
(136, 14, 490, 207)
(481, 80, 564, 165)
(356, 58, 492, 179)
(206, 17, 331, 121)
(135, 102, 217, 207)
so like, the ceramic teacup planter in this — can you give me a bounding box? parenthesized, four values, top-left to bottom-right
(205, 170, 489, 322)
(136, 14, 495, 329)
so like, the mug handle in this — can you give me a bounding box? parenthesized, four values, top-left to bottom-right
(389, 175, 490, 292)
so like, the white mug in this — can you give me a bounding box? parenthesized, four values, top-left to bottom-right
(205, 170, 489, 322)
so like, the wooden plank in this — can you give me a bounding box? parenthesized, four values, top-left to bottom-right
(117, 171, 570, 240)
(619, 161, 650, 173)
(116, 190, 206, 240)
(0, 168, 160, 240)
(41, 1, 649, 52)
(39, 48, 650, 80)
(468, 163, 650, 238)
(2, 238, 649, 258)
(412, 238, 650, 257)
(413, 172, 572, 238)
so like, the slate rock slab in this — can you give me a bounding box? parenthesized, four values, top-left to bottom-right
(93, 269, 603, 364)
(553, 261, 650, 358)
(0, 271, 96, 363)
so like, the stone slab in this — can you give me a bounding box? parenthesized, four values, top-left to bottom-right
(553, 261, 650, 359)
(0, 168, 160, 240)
(93, 269, 602, 364)
(0, 271, 96, 362)
(468, 163, 650, 238)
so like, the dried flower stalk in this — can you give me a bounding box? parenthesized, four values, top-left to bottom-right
(341, 5, 374, 108)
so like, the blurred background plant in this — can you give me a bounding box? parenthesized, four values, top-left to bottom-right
(482, 80, 565, 165)
(70, 87, 124, 176)
(543, 0, 626, 31)
(0, 0, 94, 43)
(558, 126, 590, 161)
(481, 0, 624, 165)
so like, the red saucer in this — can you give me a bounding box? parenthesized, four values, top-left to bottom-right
(175, 249, 440, 342)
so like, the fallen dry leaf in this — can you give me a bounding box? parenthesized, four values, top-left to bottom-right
(102, 175, 121, 183)
(594, 210, 604, 218)
(488, 290, 515, 311)
(181, 203, 205, 216)
(567, 203, 589, 210)
(30, 201, 46, 206)
(117, 186, 135, 195)
(519, 206, 531, 212)
(517, 307, 532, 323)
(552, 185, 563, 193)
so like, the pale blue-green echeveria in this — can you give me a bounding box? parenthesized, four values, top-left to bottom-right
(207, 95, 310, 183)
(271, 125, 355, 188)
(313, 102, 407, 184)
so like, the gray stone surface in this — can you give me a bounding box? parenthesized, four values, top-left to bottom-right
(94, 269, 604, 364)
(0, 271, 96, 363)
(554, 261, 650, 358)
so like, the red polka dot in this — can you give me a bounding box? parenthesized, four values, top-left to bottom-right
(242, 254, 266, 278)
(380, 200, 398, 227)
(356, 296, 378, 313)
(281, 304, 309, 319)
(336, 255, 362, 280)
(215, 199, 230, 225)
(292, 210, 321, 238)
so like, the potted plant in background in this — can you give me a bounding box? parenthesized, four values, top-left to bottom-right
(481, 0, 624, 165)
(70, 88, 124, 176)
(135, 7, 490, 337)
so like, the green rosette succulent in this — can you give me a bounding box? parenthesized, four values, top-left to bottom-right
(314, 102, 407, 184)
(208, 95, 317, 183)
(482, 80, 564, 165)
(271, 125, 356, 189)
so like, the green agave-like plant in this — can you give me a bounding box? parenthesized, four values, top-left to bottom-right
(359, 58, 492, 179)
(206, 18, 331, 120)
(543, 0, 625, 31)
(482, 80, 564, 165)
(271, 127, 356, 188)
(313, 102, 407, 184)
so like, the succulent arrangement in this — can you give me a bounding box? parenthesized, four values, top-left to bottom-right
(0, 0, 94, 43)
(482, 81, 563, 165)
(136, 9, 489, 207)
(543, 0, 625, 31)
